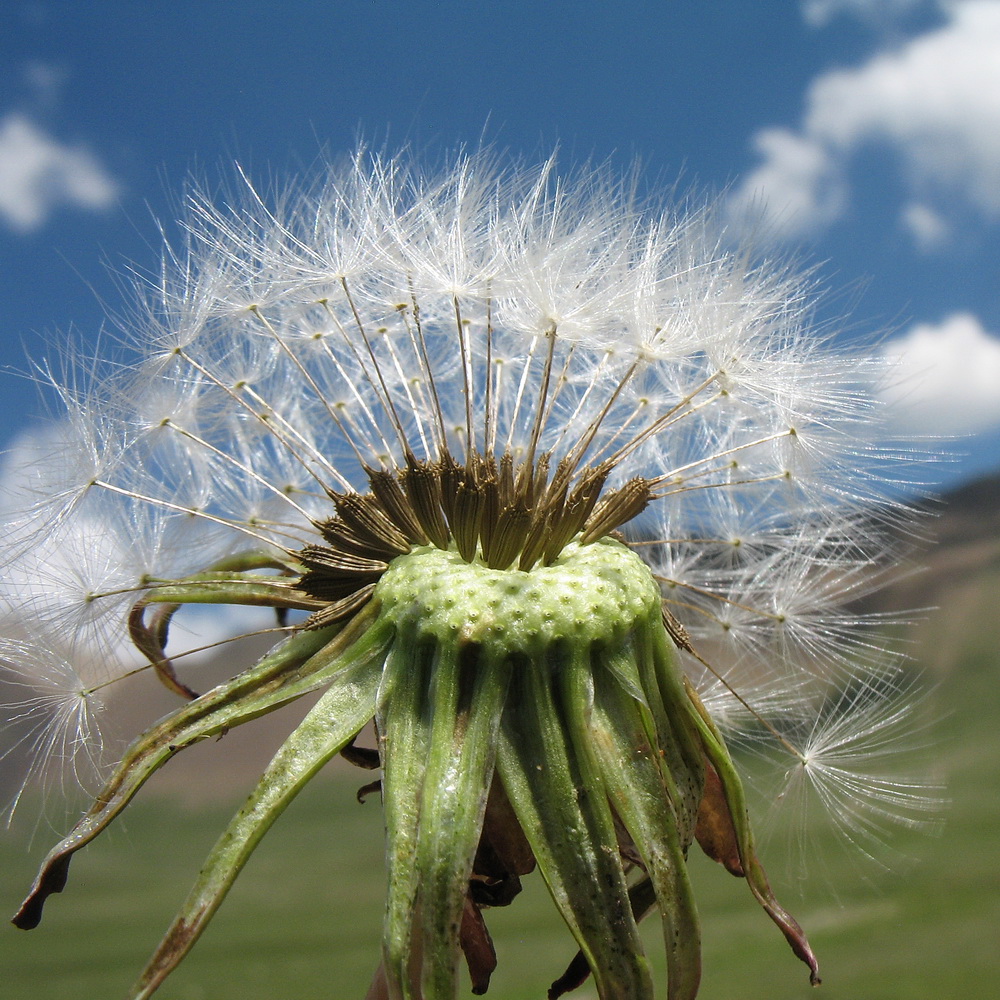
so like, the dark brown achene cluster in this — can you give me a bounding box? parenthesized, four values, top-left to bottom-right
(297, 448, 654, 628)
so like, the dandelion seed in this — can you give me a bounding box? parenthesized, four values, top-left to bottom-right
(0, 632, 109, 825)
(2, 148, 941, 1000)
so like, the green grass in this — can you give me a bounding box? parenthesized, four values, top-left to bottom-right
(3, 651, 997, 1000)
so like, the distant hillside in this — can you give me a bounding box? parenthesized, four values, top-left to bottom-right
(922, 472, 1000, 546)
(871, 472, 1000, 672)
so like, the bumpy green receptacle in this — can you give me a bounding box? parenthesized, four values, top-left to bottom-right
(375, 538, 663, 653)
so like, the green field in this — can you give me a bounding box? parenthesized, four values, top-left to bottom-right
(3, 643, 997, 1000)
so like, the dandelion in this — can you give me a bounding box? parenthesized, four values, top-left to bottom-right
(2, 149, 940, 999)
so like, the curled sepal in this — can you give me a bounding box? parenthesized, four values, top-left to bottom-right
(129, 554, 324, 698)
(495, 646, 654, 1000)
(127, 634, 390, 999)
(12, 606, 384, 931)
(584, 641, 703, 1000)
(680, 678, 822, 986)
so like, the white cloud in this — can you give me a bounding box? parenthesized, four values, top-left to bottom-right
(900, 201, 950, 249)
(879, 313, 1000, 434)
(802, 0, 940, 28)
(0, 113, 119, 232)
(730, 1, 1000, 247)
(730, 128, 846, 241)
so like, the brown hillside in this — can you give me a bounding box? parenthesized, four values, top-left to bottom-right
(868, 473, 1000, 672)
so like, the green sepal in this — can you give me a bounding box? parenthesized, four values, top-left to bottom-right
(495, 645, 653, 1000)
(195, 549, 300, 573)
(377, 637, 434, 1000)
(128, 631, 390, 999)
(140, 548, 312, 609)
(633, 618, 707, 839)
(140, 572, 321, 609)
(378, 635, 511, 1000)
(129, 559, 324, 698)
(12, 606, 385, 931)
(550, 876, 659, 1000)
(587, 638, 702, 1000)
(415, 645, 512, 998)
(680, 679, 821, 985)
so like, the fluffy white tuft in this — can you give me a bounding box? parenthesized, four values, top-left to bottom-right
(1, 147, 939, 867)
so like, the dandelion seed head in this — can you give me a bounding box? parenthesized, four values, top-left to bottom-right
(3, 146, 942, 997)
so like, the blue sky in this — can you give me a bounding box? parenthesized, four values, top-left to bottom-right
(2, 0, 999, 488)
